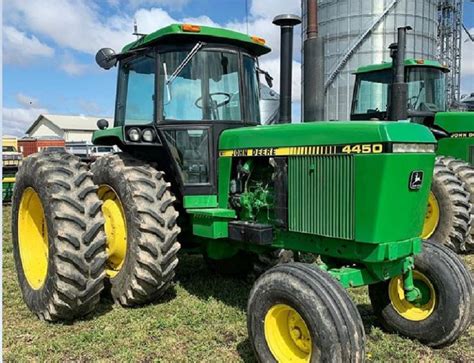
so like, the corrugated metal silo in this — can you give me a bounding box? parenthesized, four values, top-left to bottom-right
(301, 0, 439, 120)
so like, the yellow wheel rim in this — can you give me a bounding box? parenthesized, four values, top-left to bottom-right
(98, 185, 127, 278)
(389, 271, 436, 321)
(421, 191, 439, 239)
(264, 304, 312, 362)
(18, 187, 49, 290)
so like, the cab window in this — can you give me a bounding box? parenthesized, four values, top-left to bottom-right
(117, 53, 156, 125)
(243, 55, 261, 123)
(160, 50, 241, 121)
(352, 70, 391, 115)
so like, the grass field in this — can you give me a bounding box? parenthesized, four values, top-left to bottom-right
(3, 205, 473, 362)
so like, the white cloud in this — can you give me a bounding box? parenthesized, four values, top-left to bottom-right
(224, 3, 302, 63)
(3, 25, 54, 64)
(6, 0, 135, 55)
(3, 107, 48, 136)
(250, 1, 300, 19)
(15, 93, 40, 108)
(461, 28, 474, 76)
(60, 53, 92, 76)
(128, 0, 190, 10)
(78, 100, 102, 115)
(182, 15, 219, 28)
(133, 8, 177, 34)
(5, 2, 190, 55)
(460, 27, 474, 95)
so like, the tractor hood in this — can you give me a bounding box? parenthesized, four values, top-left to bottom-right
(219, 121, 435, 152)
(434, 112, 474, 134)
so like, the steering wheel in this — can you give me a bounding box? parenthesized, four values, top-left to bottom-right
(194, 92, 231, 109)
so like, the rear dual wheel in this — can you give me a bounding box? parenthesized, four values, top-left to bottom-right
(248, 263, 365, 362)
(12, 152, 106, 321)
(91, 153, 181, 306)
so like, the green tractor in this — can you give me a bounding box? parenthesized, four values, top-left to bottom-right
(11, 18, 471, 361)
(351, 31, 474, 253)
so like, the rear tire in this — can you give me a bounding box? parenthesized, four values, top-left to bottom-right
(422, 157, 470, 252)
(205, 249, 296, 276)
(252, 249, 295, 275)
(369, 240, 472, 347)
(12, 152, 106, 321)
(247, 263, 365, 362)
(439, 156, 474, 252)
(91, 153, 181, 306)
(204, 251, 254, 276)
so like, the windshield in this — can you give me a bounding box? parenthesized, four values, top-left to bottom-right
(160, 50, 242, 121)
(352, 66, 447, 116)
(3, 146, 17, 152)
(407, 67, 446, 112)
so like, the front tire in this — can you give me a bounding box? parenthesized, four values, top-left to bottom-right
(247, 263, 365, 362)
(12, 152, 106, 321)
(369, 240, 472, 347)
(91, 153, 181, 306)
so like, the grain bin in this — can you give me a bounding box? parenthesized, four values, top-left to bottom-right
(302, 0, 438, 120)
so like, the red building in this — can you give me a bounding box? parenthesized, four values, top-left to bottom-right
(18, 137, 66, 157)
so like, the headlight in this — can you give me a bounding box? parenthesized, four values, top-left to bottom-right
(128, 128, 140, 142)
(142, 128, 155, 142)
(392, 143, 436, 153)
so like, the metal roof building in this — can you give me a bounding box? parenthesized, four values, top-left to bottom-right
(26, 114, 112, 142)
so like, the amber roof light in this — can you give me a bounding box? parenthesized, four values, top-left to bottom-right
(251, 36, 266, 45)
(181, 24, 201, 32)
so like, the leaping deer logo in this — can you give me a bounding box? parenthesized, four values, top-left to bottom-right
(409, 171, 424, 190)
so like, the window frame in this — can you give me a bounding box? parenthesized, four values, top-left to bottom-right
(156, 43, 260, 126)
(114, 49, 158, 127)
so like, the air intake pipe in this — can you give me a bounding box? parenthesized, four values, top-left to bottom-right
(303, 0, 325, 121)
(388, 26, 412, 121)
(273, 14, 301, 124)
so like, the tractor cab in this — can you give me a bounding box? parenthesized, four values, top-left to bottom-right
(93, 24, 269, 197)
(351, 60, 449, 124)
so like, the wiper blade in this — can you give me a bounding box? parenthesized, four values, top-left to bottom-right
(166, 41, 206, 85)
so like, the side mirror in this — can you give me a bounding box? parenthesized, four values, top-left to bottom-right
(257, 67, 273, 88)
(264, 73, 274, 88)
(97, 119, 109, 130)
(95, 48, 117, 70)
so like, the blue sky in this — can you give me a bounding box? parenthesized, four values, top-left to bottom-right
(2, 1, 474, 136)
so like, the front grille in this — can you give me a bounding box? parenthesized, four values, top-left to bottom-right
(288, 155, 354, 240)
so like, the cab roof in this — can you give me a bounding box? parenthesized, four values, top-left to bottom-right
(354, 59, 449, 74)
(122, 23, 271, 56)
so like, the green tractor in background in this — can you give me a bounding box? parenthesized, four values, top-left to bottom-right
(11, 17, 472, 362)
(351, 32, 474, 254)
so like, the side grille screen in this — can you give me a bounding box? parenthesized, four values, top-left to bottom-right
(288, 155, 354, 240)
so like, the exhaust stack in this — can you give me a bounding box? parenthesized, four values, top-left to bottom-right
(388, 26, 412, 121)
(273, 14, 301, 124)
(303, 0, 325, 121)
